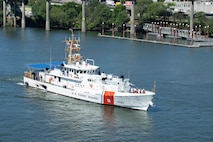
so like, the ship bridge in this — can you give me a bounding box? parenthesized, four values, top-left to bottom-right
(64, 60, 100, 75)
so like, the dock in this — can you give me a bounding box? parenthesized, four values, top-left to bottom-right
(141, 23, 213, 47)
(98, 33, 213, 48)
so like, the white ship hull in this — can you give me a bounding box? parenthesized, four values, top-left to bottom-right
(23, 32, 156, 111)
(24, 77, 154, 111)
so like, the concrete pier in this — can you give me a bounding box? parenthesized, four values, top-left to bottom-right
(21, 0, 26, 29)
(46, 0, 50, 31)
(130, 1, 135, 35)
(13, 0, 17, 27)
(98, 34, 196, 47)
(98, 34, 213, 48)
(81, 0, 86, 33)
(190, 0, 194, 38)
(3, 0, 6, 27)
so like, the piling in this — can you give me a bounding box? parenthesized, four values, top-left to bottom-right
(46, 0, 50, 31)
(21, 0, 25, 29)
(81, 0, 86, 33)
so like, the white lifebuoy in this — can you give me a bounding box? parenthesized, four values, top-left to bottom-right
(142, 89, 145, 94)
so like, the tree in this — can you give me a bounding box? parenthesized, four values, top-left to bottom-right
(28, 0, 36, 6)
(86, 0, 112, 30)
(156, 8, 172, 22)
(142, 2, 167, 22)
(86, 0, 100, 30)
(172, 12, 186, 23)
(194, 12, 206, 26)
(50, 2, 81, 29)
(135, 0, 153, 22)
(205, 19, 213, 36)
(32, 0, 46, 27)
(111, 4, 128, 28)
(32, 1, 81, 29)
(93, 4, 112, 29)
(50, 5, 65, 28)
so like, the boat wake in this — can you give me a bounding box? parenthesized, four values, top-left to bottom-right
(149, 101, 155, 107)
(17, 82, 25, 86)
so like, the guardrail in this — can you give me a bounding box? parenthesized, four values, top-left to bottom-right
(143, 23, 211, 42)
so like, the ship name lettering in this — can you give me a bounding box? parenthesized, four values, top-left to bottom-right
(78, 94, 86, 97)
(117, 101, 124, 104)
(88, 96, 98, 100)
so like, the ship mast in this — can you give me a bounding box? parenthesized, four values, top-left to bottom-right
(65, 29, 82, 65)
(68, 29, 74, 65)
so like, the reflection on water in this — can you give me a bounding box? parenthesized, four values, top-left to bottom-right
(101, 105, 153, 141)
(22, 86, 153, 141)
(102, 105, 115, 124)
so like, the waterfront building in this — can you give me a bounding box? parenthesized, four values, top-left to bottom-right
(165, 0, 213, 15)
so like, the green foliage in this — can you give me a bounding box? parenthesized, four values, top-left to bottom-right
(62, 3, 82, 29)
(32, 0, 46, 27)
(194, 12, 206, 25)
(135, 0, 153, 22)
(28, 0, 36, 6)
(136, 0, 173, 23)
(93, 4, 112, 28)
(86, 0, 112, 30)
(50, 2, 81, 29)
(158, 9, 172, 21)
(205, 19, 213, 35)
(172, 12, 186, 22)
(32, 1, 81, 28)
(50, 6, 65, 28)
(166, 2, 176, 7)
(157, 0, 165, 2)
(86, 0, 100, 30)
(146, 2, 167, 18)
(120, 0, 126, 4)
(111, 4, 128, 28)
